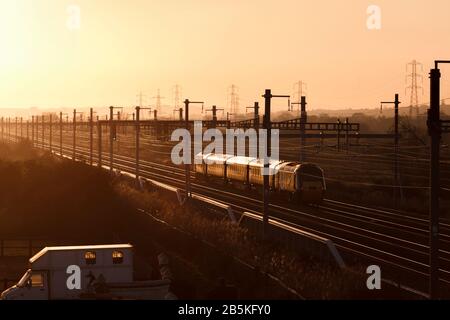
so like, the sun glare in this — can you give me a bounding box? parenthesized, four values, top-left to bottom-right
(0, 1, 30, 68)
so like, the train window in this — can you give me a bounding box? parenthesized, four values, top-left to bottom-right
(31, 272, 44, 287)
(112, 250, 124, 264)
(84, 251, 96, 265)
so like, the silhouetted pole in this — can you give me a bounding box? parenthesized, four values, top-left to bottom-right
(41, 115, 44, 148)
(49, 114, 52, 152)
(185, 100, 190, 202)
(429, 67, 441, 299)
(31, 116, 34, 146)
(381, 94, 401, 207)
(205, 105, 224, 129)
(337, 119, 341, 152)
(73, 110, 76, 160)
(246, 102, 260, 154)
(20, 117, 23, 139)
(300, 96, 307, 161)
(320, 131, 324, 150)
(212, 105, 217, 128)
(179, 108, 183, 121)
(262, 90, 272, 237)
(88, 108, 93, 165)
(184, 99, 204, 202)
(254, 102, 260, 156)
(345, 117, 349, 154)
(154, 110, 158, 120)
(427, 62, 448, 299)
(109, 106, 114, 173)
(135, 106, 141, 181)
(26, 119, 29, 140)
(395, 94, 400, 204)
(254, 102, 260, 130)
(59, 112, 63, 156)
(15, 117, 18, 143)
(97, 121, 102, 168)
(226, 112, 234, 129)
(33, 115, 36, 145)
(261, 89, 290, 238)
(1, 117, 3, 141)
(134, 106, 151, 181)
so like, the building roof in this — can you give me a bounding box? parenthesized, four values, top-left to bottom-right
(30, 244, 133, 263)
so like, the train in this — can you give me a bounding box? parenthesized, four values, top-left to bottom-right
(194, 153, 326, 204)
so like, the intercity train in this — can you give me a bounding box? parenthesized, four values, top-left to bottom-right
(194, 153, 326, 204)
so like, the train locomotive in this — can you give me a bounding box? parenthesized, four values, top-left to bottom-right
(194, 153, 326, 204)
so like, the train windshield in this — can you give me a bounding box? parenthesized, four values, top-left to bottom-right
(298, 164, 324, 186)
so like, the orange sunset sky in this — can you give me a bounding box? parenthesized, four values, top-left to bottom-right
(0, 0, 449, 114)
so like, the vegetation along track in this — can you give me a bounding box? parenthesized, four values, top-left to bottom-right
(24, 131, 450, 297)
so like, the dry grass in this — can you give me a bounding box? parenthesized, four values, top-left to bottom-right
(115, 182, 387, 299)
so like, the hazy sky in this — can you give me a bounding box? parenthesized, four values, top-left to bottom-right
(1, 0, 450, 114)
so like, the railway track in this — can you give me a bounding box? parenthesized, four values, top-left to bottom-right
(13, 132, 450, 297)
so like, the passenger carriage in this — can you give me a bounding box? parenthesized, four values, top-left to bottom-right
(194, 153, 326, 204)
